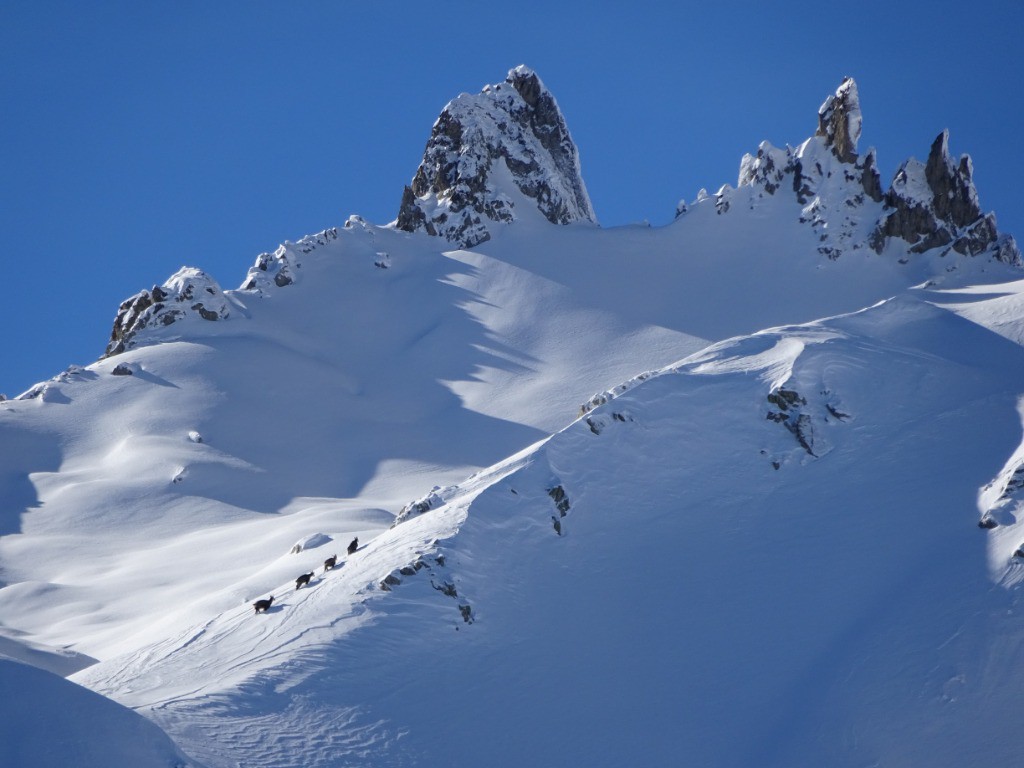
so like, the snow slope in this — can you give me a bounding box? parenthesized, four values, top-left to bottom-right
(67, 290, 1024, 767)
(0, 658, 195, 768)
(3, 71, 1024, 766)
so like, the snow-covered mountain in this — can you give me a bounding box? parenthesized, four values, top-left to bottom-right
(3, 69, 1024, 767)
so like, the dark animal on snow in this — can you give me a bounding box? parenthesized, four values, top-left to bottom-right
(323, 554, 338, 572)
(253, 596, 274, 614)
(295, 571, 314, 589)
(347, 537, 359, 555)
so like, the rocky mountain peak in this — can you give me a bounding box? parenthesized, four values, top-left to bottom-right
(816, 77, 862, 163)
(871, 129, 1019, 262)
(709, 77, 1018, 266)
(395, 66, 596, 248)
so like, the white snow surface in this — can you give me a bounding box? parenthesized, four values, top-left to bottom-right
(0, 658, 194, 767)
(3, 180, 1024, 766)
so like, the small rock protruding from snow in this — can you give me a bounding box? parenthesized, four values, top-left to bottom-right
(394, 486, 448, 525)
(395, 65, 596, 248)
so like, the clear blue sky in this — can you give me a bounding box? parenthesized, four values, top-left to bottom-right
(2, 1, 1021, 397)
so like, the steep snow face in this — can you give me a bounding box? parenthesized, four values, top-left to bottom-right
(395, 65, 596, 247)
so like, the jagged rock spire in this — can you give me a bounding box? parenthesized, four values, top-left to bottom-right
(816, 77, 862, 164)
(871, 129, 1019, 262)
(395, 66, 596, 248)
(714, 76, 1017, 265)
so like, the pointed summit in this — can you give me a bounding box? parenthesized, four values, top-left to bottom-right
(395, 66, 596, 248)
(816, 77, 862, 163)
(871, 129, 1019, 262)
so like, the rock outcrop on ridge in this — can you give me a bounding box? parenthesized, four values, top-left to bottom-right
(704, 77, 1019, 266)
(870, 129, 1018, 261)
(395, 65, 596, 248)
(106, 267, 230, 357)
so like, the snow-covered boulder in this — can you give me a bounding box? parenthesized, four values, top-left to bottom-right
(395, 65, 596, 247)
(106, 267, 230, 356)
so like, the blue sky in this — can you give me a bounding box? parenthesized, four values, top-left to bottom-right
(2, 1, 1021, 397)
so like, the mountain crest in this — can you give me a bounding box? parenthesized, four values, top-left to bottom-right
(712, 78, 1018, 265)
(395, 65, 596, 248)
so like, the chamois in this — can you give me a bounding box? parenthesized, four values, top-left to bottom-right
(253, 596, 274, 614)
(295, 571, 314, 589)
(347, 537, 359, 555)
(323, 554, 338, 572)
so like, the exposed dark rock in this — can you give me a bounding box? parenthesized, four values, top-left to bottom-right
(379, 573, 402, 590)
(816, 77, 861, 164)
(548, 485, 570, 515)
(870, 130, 1019, 264)
(765, 387, 829, 458)
(432, 580, 458, 598)
(394, 487, 448, 525)
(925, 131, 980, 228)
(767, 389, 805, 412)
(786, 413, 816, 457)
(111, 364, 133, 376)
(106, 268, 230, 357)
(858, 149, 884, 203)
(396, 65, 595, 247)
(978, 516, 998, 529)
(825, 403, 851, 421)
(728, 78, 1015, 266)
